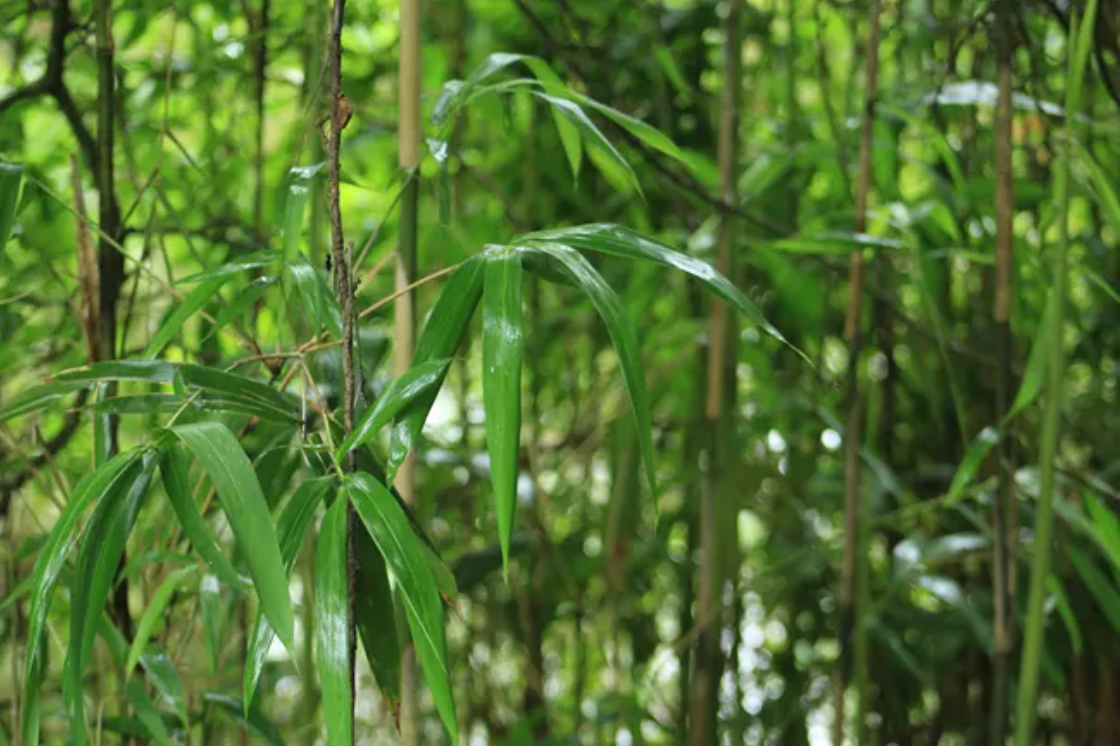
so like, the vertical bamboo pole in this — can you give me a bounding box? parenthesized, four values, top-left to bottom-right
(688, 2, 740, 743)
(989, 0, 1016, 740)
(397, 0, 421, 741)
(833, 0, 881, 742)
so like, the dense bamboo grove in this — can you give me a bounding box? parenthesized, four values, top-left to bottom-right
(1, 0, 1120, 743)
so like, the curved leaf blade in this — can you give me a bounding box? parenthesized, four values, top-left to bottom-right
(388, 255, 485, 476)
(243, 478, 329, 706)
(172, 422, 295, 654)
(522, 224, 795, 353)
(67, 450, 161, 742)
(482, 250, 523, 573)
(21, 449, 143, 746)
(337, 358, 452, 458)
(517, 242, 657, 501)
(124, 565, 199, 677)
(160, 443, 243, 590)
(347, 472, 457, 741)
(145, 275, 231, 359)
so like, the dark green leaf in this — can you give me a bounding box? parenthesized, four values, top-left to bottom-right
(172, 422, 295, 654)
(347, 472, 457, 740)
(388, 255, 485, 477)
(353, 524, 401, 704)
(0, 161, 24, 255)
(206, 276, 279, 340)
(67, 450, 160, 743)
(517, 243, 656, 501)
(145, 275, 231, 359)
(160, 443, 243, 590)
(316, 495, 351, 746)
(125, 565, 198, 677)
(1068, 545, 1120, 632)
(520, 224, 794, 352)
(482, 249, 523, 572)
(124, 679, 176, 746)
(244, 478, 329, 706)
(337, 358, 453, 457)
(203, 693, 284, 746)
(944, 427, 999, 506)
(22, 449, 142, 746)
(200, 573, 223, 674)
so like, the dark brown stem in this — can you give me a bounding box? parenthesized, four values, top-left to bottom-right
(990, 0, 1017, 741)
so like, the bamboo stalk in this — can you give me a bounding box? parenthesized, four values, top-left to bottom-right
(990, 0, 1016, 740)
(396, 0, 422, 740)
(688, 1, 740, 742)
(834, 0, 882, 742)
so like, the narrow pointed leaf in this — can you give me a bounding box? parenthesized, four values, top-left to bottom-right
(244, 478, 329, 706)
(206, 276, 279, 340)
(56, 360, 178, 384)
(482, 250, 523, 572)
(145, 275, 230, 358)
(337, 358, 453, 457)
(944, 427, 999, 506)
(125, 565, 199, 677)
(0, 161, 24, 254)
(389, 255, 485, 476)
(0, 381, 85, 423)
(534, 93, 639, 194)
(160, 443, 243, 590)
(518, 243, 656, 500)
(353, 524, 401, 703)
(284, 254, 343, 339)
(347, 472, 458, 740)
(316, 496, 352, 746)
(172, 422, 295, 654)
(204, 693, 284, 746)
(22, 449, 142, 746)
(67, 450, 160, 742)
(123, 679, 176, 746)
(179, 249, 280, 283)
(1068, 544, 1120, 632)
(522, 224, 795, 352)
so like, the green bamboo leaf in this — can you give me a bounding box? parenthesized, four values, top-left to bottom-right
(145, 275, 230, 358)
(347, 472, 457, 740)
(205, 276, 279, 340)
(1085, 492, 1120, 574)
(21, 449, 142, 746)
(67, 450, 161, 743)
(0, 381, 86, 423)
(1049, 574, 1082, 655)
(178, 364, 299, 422)
(521, 223, 794, 353)
(944, 427, 999, 506)
(160, 443, 243, 590)
(0, 161, 24, 256)
(137, 645, 188, 726)
(172, 422, 295, 654)
(90, 394, 180, 415)
(337, 358, 453, 457)
(56, 360, 178, 384)
(179, 249, 281, 283)
(353, 524, 401, 704)
(534, 93, 639, 194)
(204, 693, 284, 746)
(562, 87, 688, 164)
(1006, 290, 1053, 422)
(316, 496, 352, 746)
(389, 255, 485, 477)
(123, 679, 176, 746)
(284, 253, 343, 339)
(768, 232, 903, 255)
(244, 478, 328, 707)
(1068, 544, 1120, 631)
(482, 249, 524, 573)
(1074, 141, 1120, 239)
(521, 58, 583, 177)
(125, 565, 199, 677)
(200, 573, 223, 674)
(518, 242, 657, 501)
(282, 166, 318, 259)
